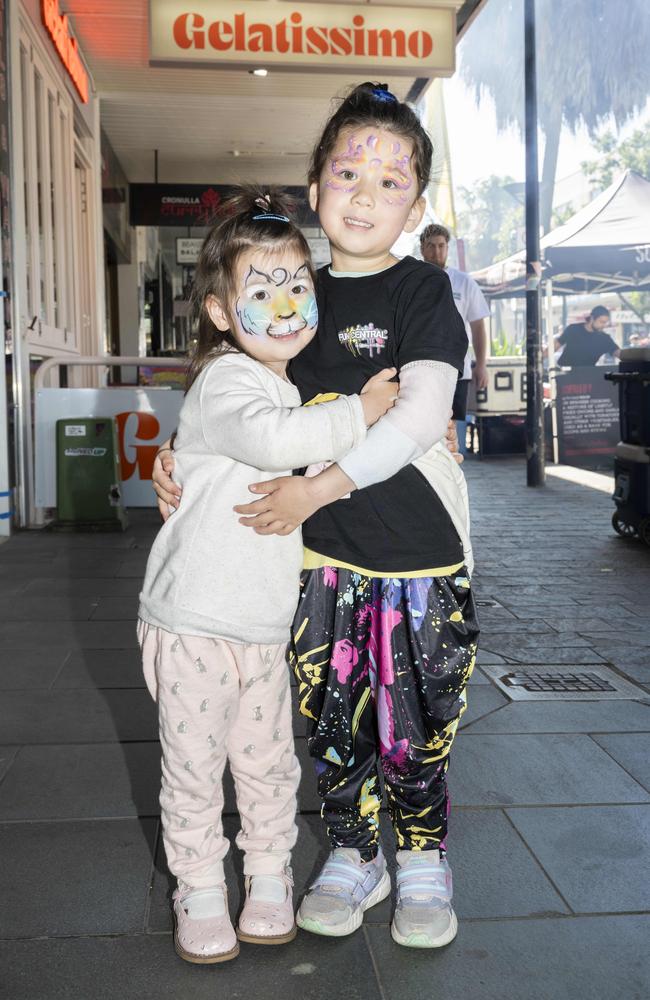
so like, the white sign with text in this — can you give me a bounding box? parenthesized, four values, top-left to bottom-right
(35, 387, 184, 507)
(150, 1, 456, 75)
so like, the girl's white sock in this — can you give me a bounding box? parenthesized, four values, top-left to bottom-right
(249, 874, 287, 903)
(178, 883, 227, 918)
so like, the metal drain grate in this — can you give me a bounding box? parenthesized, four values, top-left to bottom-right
(480, 663, 644, 701)
(476, 598, 502, 608)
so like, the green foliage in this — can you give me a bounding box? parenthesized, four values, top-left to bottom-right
(457, 175, 524, 270)
(550, 203, 577, 229)
(627, 291, 650, 315)
(491, 330, 524, 356)
(582, 124, 650, 188)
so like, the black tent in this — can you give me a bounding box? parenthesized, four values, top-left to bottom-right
(473, 170, 650, 298)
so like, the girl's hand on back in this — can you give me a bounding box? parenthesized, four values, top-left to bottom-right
(152, 443, 181, 521)
(446, 419, 464, 465)
(360, 368, 398, 426)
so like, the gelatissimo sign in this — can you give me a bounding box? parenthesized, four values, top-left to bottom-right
(149, 1, 456, 75)
(41, 0, 89, 103)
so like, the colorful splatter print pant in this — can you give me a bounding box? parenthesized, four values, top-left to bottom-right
(290, 567, 479, 855)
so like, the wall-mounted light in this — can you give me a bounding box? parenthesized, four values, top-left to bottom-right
(249, 68, 268, 77)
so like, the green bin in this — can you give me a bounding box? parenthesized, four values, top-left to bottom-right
(56, 417, 128, 530)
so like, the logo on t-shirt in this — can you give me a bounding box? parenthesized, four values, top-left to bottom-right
(338, 322, 388, 358)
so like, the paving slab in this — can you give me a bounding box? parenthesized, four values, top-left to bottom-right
(458, 685, 508, 728)
(592, 733, 650, 792)
(541, 616, 640, 632)
(90, 596, 140, 620)
(23, 577, 143, 597)
(4, 530, 138, 552)
(0, 818, 157, 937)
(53, 648, 146, 688)
(117, 555, 150, 578)
(0, 596, 96, 621)
(462, 699, 650, 734)
(507, 805, 650, 913)
(0, 743, 162, 819)
(0, 930, 383, 1000)
(576, 637, 650, 687)
(0, 620, 139, 649)
(450, 733, 650, 806)
(478, 620, 558, 636)
(475, 650, 507, 666)
(481, 641, 608, 665)
(0, 689, 158, 743)
(365, 915, 650, 1000)
(0, 746, 18, 783)
(1, 555, 127, 579)
(0, 648, 70, 690)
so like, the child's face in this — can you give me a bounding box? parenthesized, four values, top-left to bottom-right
(207, 246, 318, 369)
(310, 125, 425, 266)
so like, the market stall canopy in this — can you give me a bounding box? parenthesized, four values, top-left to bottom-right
(472, 170, 650, 297)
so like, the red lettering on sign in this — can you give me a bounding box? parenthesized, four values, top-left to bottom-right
(115, 411, 160, 482)
(173, 12, 205, 49)
(207, 20, 233, 51)
(165, 10, 434, 64)
(41, 0, 89, 103)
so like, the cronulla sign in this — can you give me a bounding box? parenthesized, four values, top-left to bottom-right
(149, 1, 457, 75)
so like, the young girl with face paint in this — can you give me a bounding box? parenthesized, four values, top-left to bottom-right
(232, 85, 480, 949)
(137, 188, 398, 964)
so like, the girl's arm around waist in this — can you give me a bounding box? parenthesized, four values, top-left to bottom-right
(233, 361, 458, 535)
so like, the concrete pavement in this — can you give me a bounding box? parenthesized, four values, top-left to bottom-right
(1, 457, 648, 999)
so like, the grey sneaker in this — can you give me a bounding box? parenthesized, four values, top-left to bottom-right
(391, 850, 458, 948)
(297, 847, 391, 937)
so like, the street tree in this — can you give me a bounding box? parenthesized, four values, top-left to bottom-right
(457, 175, 523, 270)
(581, 123, 650, 189)
(460, 0, 650, 232)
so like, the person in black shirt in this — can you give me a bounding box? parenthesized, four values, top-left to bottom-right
(235, 83, 479, 950)
(555, 306, 620, 366)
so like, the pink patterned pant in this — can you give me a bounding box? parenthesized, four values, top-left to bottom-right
(138, 620, 300, 887)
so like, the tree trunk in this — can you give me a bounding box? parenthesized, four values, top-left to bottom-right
(540, 109, 562, 234)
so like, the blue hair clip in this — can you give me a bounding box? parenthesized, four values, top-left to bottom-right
(372, 86, 397, 104)
(252, 213, 290, 223)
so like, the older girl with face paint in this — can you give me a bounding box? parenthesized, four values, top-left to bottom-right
(137, 188, 397, 965)
(231, 85, 480, 950)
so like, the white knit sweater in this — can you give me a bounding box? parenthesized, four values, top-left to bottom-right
(139, 352, 366, 644)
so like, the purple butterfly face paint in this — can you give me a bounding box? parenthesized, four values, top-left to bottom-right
(326, 128, 415, 206)
(314, 124, 422, 270)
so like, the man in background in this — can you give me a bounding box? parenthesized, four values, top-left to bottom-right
(420, 224, 489, 453)
(554, 306, 620, 366)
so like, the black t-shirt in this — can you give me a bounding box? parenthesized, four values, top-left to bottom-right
(558, 323, 618, 366)
(289, 257, 468, 574)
